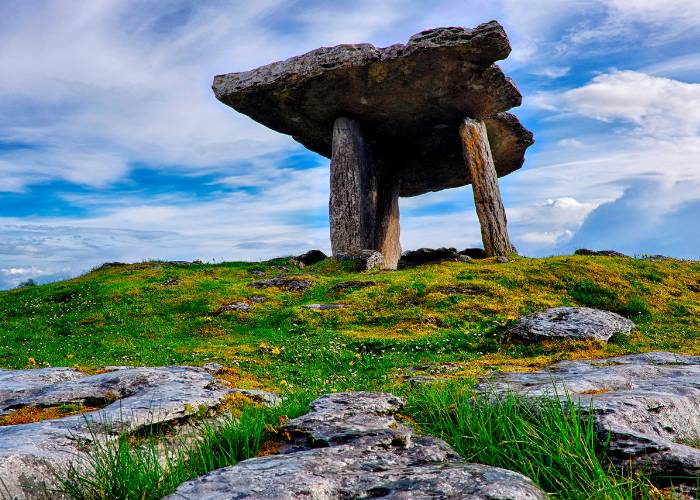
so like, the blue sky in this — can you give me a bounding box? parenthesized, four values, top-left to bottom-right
(1, 0, 700, 289)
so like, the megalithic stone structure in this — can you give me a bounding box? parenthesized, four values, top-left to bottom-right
(213, 21, 534, 269)
(329, 117, 402, 266)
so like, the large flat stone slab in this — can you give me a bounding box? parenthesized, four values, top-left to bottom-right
(478, 352, 700, 488)
(214, 21, 533, 197)
(168, 391, 546, 499)
(509, 306, 635, 343)
(0, 366, 276, 499)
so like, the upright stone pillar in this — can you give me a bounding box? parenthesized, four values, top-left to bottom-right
(459, 117, 514, 257)
(375, 166, 401, 268)
(329, 117, 401, 269)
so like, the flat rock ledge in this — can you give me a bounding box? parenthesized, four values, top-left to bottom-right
(168, 391, 545, 499)
(0, 366, 278, 499)
(478, 352, 700, 488)
(510, 306, 635, 342)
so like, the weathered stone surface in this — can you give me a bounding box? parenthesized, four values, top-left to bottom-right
(478, 352, 700, 487)
(328, 117, 401, 270)
(303, 303, 350, 311)
(460, 247, 488, 259)
(0, 366, 277, 499)
(217, 302, 251, 312)
(213, 22, 533, 197)
(337, 250, 384, 272)
(510, 307, 635, 343)
(399, 247, 467, 268)
(441, 285, 486, 295)
(292, 249, 327, 268)
(574, 248, 628, 257)
(329, 280, 377, 292)
(461, 117, 513, 256)
(250, 275, 313, 292)
(168, 391, 546, 499)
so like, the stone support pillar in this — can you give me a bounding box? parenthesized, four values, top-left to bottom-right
(459, 117, 514, 257)
(329, 117, 401, 269)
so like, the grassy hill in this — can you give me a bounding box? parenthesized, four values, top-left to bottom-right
(1, 254, 698, 390)
(2, 254, 699, 498)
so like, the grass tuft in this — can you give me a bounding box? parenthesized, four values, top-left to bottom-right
(404, 383, 664, 499)
(55, 396, 310, 500)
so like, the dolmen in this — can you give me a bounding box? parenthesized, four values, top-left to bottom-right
(214, 21, 533, 269)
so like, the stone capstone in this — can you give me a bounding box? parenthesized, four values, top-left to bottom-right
(510, 307, 635, 343)
(0, 366, 278, 499)
(167, 391, 546, 499)
(213, 21, 533, 197)
(477, 352, 700, 488)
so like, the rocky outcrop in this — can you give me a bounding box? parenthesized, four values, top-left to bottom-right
(510, 307, 635, 343)
(0, 366, 277, 499)
(478, 352, 700, 488)
(302, 303, 349, 311)
(328, 280, 377, 292)
(460, 247, 488, 259)
(399, 247, 471, 268)
(213, 21, 533, 197)
(336, 250, 384, 271)
(574, 249, 628, 257)
(167, 392, 546, 499)
(250, 275, 313, 292)
(216, 301, 251, 312)
(292, 250, 327, 268)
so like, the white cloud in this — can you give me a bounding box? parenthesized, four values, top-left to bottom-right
(535, 70, 700, 139)
(531, 66, 571, 79)
(556, 138, 585, 148)
(562, 179, 700, 258)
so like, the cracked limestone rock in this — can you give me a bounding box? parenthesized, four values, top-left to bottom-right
(510, 306, 635, 343)
(0, 366, 278, 499)
(168, 391, 546, 499)
(478, 352, 700, 489)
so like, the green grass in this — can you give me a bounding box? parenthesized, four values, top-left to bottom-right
(1, 254, 699, 498)
(55, 395, 311, 500)
(1, 255, 698, 391)
(404, 383, 662, 499)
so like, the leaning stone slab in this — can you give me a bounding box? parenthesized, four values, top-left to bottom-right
(510, 306, 635, 342)
(0, 366, 277, 499)
(478, 352, 700, 488)
(167, 391, 546, 499)
(214, 21, 533, 197)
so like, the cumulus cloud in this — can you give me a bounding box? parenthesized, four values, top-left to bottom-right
(507, 197, 596, 253)
(561, 179, 700, 258)
(534, 71, 700, 139)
